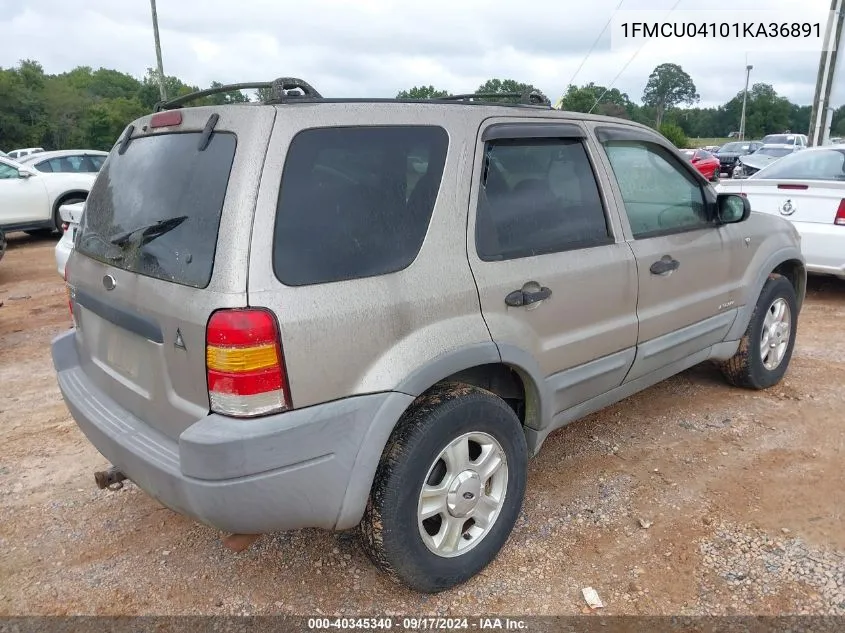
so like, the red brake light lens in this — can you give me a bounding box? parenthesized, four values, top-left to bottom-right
(835, 199, 845, 226)
(150, 110, 182, 128)
(61, 222, 69, 232)
(206, 308, 290, 418)
(777, 184, 808, 190)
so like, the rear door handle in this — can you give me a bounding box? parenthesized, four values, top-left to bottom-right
(505, 285, 552, 307)
(650, 255, 680, 276)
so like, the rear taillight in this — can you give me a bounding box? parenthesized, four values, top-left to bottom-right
(205, 308, 290, 418)
(61, 222, 69, 232)
(835, 199, 845, 226)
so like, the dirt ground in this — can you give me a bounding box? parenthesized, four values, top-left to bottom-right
(1, 232, 843, 617)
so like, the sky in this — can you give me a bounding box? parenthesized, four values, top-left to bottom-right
(1, 0, 843, 110)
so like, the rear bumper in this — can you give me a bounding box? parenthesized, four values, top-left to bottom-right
(793, 221, 845, 279)
(52, 330, 413, 534)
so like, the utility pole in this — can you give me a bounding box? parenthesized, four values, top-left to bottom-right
(739, 64, 753, 141)
(809, 0, 844, 146)
(150, 0, 167, 102)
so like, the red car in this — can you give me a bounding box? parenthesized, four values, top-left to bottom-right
(681, 148, 720, 182)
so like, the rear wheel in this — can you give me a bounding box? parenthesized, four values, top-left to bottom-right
(719, 275, 798, 389)
(360, 382, 527, 593)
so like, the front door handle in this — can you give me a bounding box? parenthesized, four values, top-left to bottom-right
(650, 255, 680, 276)
(505, 284, 552, 307)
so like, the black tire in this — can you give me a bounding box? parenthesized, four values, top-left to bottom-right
(719, 274, 798, 389)
(53, 197, 85, 233)
(360, 382, 528, 593)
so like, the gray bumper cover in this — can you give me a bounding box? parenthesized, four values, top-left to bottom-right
(51, 330, 413, 534)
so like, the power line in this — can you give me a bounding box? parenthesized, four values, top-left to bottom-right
(587, 0, 684, 114)
(565, 0, 626, 89)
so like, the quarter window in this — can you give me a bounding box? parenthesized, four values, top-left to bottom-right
(602, 140, 710, 238)
(273, 126, 449, 286)
(475, 138, 611, 261)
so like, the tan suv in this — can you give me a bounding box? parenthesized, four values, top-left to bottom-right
(52, 78, 806, 593)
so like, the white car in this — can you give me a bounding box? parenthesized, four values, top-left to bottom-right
(55, 201, 84, 276)
(717, 144, 845, 280)
(6, 147, 45, 160)
(0, 151, 104, 233)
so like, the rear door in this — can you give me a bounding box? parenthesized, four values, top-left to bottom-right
(68, 106, 276, 441)
(468, 119, 639, 417)
(593, 125, 736, 381)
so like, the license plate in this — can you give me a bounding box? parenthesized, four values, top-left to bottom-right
(105, 331, 142, 380)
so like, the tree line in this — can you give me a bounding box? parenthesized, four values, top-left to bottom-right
(2, 59, 843, 153)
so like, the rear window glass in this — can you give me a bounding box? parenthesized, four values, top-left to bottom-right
(76, 132, 236, 288)
(273, 126, 449, 286)
(753, 149, 845, 181)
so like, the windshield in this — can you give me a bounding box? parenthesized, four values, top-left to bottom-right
(76, 131, 237, 288)
(719, 142, 750, 153)
(754, 147, 792, 158)
(761, 135, 795, 145)
(752, 149, 845, 181)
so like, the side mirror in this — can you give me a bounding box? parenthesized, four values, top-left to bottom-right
(717, 193, 751, 224)
(18, 168, 35, 179)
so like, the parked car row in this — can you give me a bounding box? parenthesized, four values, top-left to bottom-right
(712, 133, 808, 180)
(717, 143, 845, 281)
(0, 149, 107, 235)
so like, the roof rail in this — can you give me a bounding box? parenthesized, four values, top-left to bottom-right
(153, 77, 323, 111)
(152, 78, 552, 111)
(438, 90, 552, 107)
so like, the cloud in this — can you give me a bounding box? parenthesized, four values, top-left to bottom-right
(1, 0, 842, 108)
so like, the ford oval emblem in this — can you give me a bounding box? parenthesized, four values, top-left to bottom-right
(102, 274, 117, 291)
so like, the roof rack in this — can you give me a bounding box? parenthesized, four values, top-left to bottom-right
(437, 90, 552, 107)
(153, 77, 552, 111)
(154, 77, 323, 111)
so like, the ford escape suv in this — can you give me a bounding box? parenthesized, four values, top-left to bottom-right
(53, 78, 806, 593)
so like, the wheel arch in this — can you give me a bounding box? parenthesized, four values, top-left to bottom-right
(51, 190, 89, 219)
(726, 247, 806, 342)
(335, 344, 549, 530)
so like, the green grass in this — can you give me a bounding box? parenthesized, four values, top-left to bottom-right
(690, 137, 731, 148)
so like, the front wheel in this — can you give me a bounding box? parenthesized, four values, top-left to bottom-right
(360, 383, 528, 593)
(719, 274, 798, 389)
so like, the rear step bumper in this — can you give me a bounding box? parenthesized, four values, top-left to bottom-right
(51, 330, 414, 534)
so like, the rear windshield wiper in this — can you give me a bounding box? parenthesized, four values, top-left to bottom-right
(109, 216, 189, 247)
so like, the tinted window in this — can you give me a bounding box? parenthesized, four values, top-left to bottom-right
(476, 138, 611, 261)
(273, 126, 448, 286)
(720, 142, 750, 152)
(88, 156, 105, 171)
(34, 159, 53, 173)
(756, 147, 792, 158)
(0, 163, 18, 179)
(77, 132, 236, 288)
(762, 134, 795, 145)
(753, 149, 845, 181)
(602, 140, 709, 238)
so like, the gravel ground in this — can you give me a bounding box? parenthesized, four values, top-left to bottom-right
(1, 233, 844, 616)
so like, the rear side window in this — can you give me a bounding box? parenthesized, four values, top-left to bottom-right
(475, 138, 611, 261)
(273, 126, 449, 286)
(76, 132, 236, 288)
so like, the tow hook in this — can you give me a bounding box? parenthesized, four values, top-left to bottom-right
(94, 466, 127, 490)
